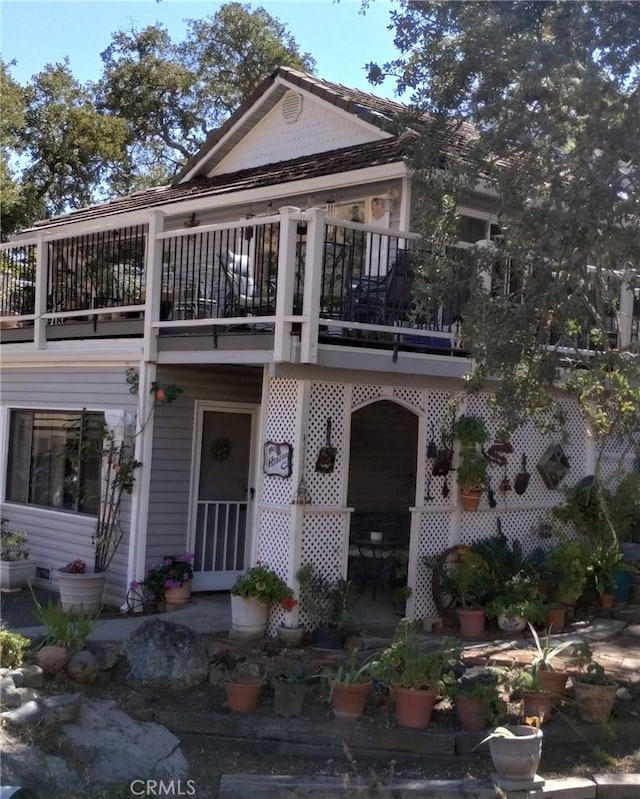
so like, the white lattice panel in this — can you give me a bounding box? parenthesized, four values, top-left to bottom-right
(422, 391, 457, 507)
(351, 384, 384, 408)
(393, 387, 426, 414)
(256, 508, 292, 637)
(414, 512, 452, 619)
(298, 511, 347, 629)
(303, 382, 347, 507)
(262, 378, 298, 506)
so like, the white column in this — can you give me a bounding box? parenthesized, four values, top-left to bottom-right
(33, 233, 48, 350)
(273, 206, 299, 363)
(143, 210, 165, 362)
(300, 207, 327, 364)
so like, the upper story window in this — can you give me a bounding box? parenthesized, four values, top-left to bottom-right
(6, 410, 105, 515)
(458, 214, 501, 247)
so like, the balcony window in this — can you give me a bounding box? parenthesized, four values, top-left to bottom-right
(6, 410, 104, 515)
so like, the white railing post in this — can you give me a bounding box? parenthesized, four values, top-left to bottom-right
(300, 208, 327, 364)
(143, 211, 165, 362)
(34, 233, 48, 349)
(273, 206, 299, 363)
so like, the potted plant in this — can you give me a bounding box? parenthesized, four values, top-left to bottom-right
(370, 618, 460, 729)
(140, 553, 194, 606)
(277, 596, 305, 647)
(527, 622, 573, 701)
(570, 643, 618, 724)
(222, 658, 266, 714)
(475, 723, 543, 783)
(486, 574, 545, 633)
(453, 666, 506, 731)
(272, 662, 311, 717)
(439, 549, 492, 637)
(296, 562, 356, 649)
(542, 539, 591, 606)
(231, 562, 292, 638)
(321, 648, 373, 720)
(0, 518, 33, 592)
(454, 415, 489, 512)
(589, 545, 626, 608)
(506, 666, 553, 725)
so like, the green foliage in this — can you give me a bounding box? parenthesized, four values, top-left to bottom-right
(571, 643, 613, 686)
(543, 538, 591, 602)
(370, 618, 460, 692)
(232, 563, 292, 604)
(370, 1, 640, 450)
(296, 562, 356, 630)
(453, 666, 507, 723)
(453, 415, 488, 447)
(431, 548, 494, 610)
(527, 622, 575, 675)
(456, 448, 488, 491)
(0, 627, 31, 668)
(0, 517, 29, 561)
(321, 648, 372, 696)
(30, 588, 98, 649)
(140, 554, 194, 600)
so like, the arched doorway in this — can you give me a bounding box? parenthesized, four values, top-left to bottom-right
(347, 399, 418, 623)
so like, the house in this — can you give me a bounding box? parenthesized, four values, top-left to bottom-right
(1, 67, 637, 627)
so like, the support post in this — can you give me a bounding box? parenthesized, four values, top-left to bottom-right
(300, 208, 326, 364)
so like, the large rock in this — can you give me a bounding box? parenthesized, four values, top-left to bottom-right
(67, 651, 100, 683)
(35, 645, 69, 675)
(123, 619, 209, 689)
(61, 699, 188, 784)
(1, 727, 83, 796)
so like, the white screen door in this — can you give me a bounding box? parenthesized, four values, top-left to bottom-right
(190, 404, 257, 590)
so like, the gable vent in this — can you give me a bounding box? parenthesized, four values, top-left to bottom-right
(281, 91, 303, 123)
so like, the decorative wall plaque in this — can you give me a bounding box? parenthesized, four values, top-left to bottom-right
(263, 441, 293, 478)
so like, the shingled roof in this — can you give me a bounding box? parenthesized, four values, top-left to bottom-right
(25, 66, 478, 233)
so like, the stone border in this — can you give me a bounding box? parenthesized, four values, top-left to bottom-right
(218, 773, 640, 798)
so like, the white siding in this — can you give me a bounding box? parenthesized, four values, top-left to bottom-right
(214, 93, 383, 175)
(0, 366, 137, 605)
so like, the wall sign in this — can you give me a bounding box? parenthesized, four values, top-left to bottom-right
(263, 441, 293, 478)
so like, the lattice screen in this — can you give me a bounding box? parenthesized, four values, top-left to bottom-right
(258, 508, 292, 636)
(351, 384, 384, 408)
(262, 378, 298, 506)
(298, 511, 347, 629)
(303, 381, 347, 507)
(414, 511, 452, 618)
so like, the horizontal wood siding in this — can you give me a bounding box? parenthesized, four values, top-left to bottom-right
(145, 365, 262, 564)
(1, 366, 137, 604)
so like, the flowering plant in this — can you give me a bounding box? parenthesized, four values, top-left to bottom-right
(140, 553, 194, 601)
(66, 558, 87, 574)
(281, 596, 300, 628)
(231, 562, 292, 605)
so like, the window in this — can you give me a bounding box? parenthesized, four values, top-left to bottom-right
(6, 410, 104, 514)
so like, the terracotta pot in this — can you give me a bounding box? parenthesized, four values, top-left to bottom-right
(164, 579, 192, 605)
(455, 694, 487, 731)
(273, 680, 306, 717)
(224, 681, 262, 713)
(393, 686, 437, 729)
(331, 680, 372, 720)
(522, 691, 553, 725)
(489, 724, 543, 782)
(538, 669, 567, 702)
(573, 679, 617, 724)
(545, 606, 566, 632)
(457, 608, 486, 638)
(460, 488, 482, 512)
(599, 593, 615, 609)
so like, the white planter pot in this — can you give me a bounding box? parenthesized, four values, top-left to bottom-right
(57, 569, 106, 612)
(497, 611, 527, 633)
(230, 594, 268, 635)
(0, 559, 34, 592)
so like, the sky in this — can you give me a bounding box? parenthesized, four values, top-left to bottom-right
(1, 0, 402, 97)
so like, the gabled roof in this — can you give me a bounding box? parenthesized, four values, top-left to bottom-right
(174, 66, 411, 184)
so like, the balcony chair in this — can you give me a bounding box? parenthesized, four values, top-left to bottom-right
(220, 250, 276, 318)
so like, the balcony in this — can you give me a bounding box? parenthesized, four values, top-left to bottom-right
(2, 208, 637, 366)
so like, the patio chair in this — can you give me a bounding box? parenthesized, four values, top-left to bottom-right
(219, 250, 276, 317)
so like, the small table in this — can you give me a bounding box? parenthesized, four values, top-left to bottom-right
(353, 538, 407, 601)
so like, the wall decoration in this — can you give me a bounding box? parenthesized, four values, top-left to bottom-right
(315, 418, 337, 474)
(263, 441, 293, 478)
(211, 437, 232, 461)
(537, 443, 570, 490)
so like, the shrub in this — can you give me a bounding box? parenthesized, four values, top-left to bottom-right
(0, 627, 31, 668)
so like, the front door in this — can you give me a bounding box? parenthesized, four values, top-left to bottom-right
(190, 403, 257, 590)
